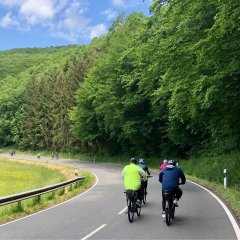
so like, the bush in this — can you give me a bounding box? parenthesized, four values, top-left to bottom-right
(179, 151, 240, 189)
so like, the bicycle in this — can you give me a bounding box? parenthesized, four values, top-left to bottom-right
(162, 190, 177, 226)
(125, 190, 141, 223)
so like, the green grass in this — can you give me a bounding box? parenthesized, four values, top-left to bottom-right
(178, 152, 240, 189)
(0, 158, 95, 224)
(0, 159, 65, 197)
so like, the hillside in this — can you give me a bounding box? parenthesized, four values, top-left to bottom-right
(0, 45, 85, 79)
(0, 37, 106, 148)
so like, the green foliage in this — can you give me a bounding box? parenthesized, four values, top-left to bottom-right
(179, 151, 240, 189)
(0, 72, 29, 146)
(0, 0, 239, 162)
(71, 13, 157, 155)
(0, 46, 81, 79)
(0, 43, 104, 150)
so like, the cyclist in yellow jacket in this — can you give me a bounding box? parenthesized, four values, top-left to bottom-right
(122, 157, 147, 201)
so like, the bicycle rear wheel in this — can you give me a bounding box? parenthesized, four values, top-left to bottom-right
(136, 201, 141, 216)
(126, 195, 129, 206)
(128, 199, 134, 223)
(171, 204, 175, 219)
(142, 187, 146, 204)
(165, 201, 171, 226)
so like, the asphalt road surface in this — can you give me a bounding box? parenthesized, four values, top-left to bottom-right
(0, 154, 239, 239)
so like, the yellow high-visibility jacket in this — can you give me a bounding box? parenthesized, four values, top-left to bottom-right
(122, 163, 147, 190)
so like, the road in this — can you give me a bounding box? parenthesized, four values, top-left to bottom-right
(0, 154, 239, 239)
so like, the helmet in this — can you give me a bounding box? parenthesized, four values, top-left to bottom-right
(163, 159, 167, 163)
(130, 157, 137, 164)
(139, 158, 144, 164)
(168, 160, 176, 166)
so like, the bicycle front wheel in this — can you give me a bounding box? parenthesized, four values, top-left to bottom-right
(128, 199, 134, 223)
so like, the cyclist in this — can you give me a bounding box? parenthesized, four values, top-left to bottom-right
(138, 158, 150, 194)
(159, 159, 168, 172)
(139, 158, 150, 175)
(122, 157, 147, 203)
(159, 159, 186, 217)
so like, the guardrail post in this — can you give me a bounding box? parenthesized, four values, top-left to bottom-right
(74, 163, 78, 178)
(17, 201, 21, 210)
(52, 190, 55, 198)
(37, 195, 41, 203)
(223, 168, 227, 189)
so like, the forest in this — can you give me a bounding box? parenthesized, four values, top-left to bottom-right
(0, 0, 239, 161)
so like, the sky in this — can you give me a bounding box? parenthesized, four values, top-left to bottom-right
(0, 0, 152, 51)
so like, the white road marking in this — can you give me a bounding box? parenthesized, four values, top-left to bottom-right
(188, 180, 240, 240)
(118, 206, 127, 215)
(80, 224, 107, 240)
(0, 171, 98, 227)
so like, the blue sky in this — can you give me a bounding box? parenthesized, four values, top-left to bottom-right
(0, 0, 152, 51)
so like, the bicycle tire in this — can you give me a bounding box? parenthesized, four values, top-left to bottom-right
(128, 199, 134, 223)
(165, 201, 171, 226)
(136, 201, 141, 216)
(143, 187, 146, 204)
(171, 204, 175, 219)
(126, 195, 129, 206)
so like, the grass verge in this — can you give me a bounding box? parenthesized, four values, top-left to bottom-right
(0, 158, 95, 224)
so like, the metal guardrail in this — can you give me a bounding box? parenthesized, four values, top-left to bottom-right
(0, 177, 85, 207)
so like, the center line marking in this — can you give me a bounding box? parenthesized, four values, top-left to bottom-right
(80, 224, 107, 240)
(118, 206, 127, 215)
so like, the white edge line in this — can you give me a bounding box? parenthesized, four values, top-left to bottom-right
(188, 179, 240, 240)
(0, 171, 99, 227)
(118, 206, 127, 215)
(80, 224, 107, 240)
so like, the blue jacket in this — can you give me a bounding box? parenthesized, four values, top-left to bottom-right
(159, 166, 186, 191)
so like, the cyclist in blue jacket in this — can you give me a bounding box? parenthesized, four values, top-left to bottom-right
(138, 158, 150, 194)
(138, 158, 150, 175)
(159, 160, 186, 216)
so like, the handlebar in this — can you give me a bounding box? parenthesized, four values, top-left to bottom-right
(178, 181, 185, 185)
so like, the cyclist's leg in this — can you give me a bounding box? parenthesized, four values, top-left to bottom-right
(136, 188, 142, 203)
(139, 182, 144, 201)
(175, 187, 182, 200)
(144, 180, 148, 193)
(162, 190, 166, 212)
